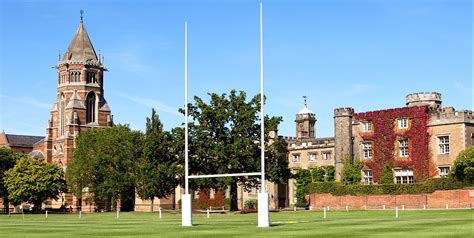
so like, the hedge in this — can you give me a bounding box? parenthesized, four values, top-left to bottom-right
(305, 178, 464, 196)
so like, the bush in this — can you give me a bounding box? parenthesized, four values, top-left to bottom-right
(450, 146, 474, 185)
(244, 199, 257, 209)
(380, 164, 394, 184)
(306, 178, 463, 196)
(224, 198, 231, 210)
(342, 156, 362, 185)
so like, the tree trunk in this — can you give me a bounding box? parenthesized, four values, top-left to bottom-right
(150, 198, 154, 213)
(230, 182, 238, 211)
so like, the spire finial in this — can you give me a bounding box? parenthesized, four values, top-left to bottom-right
(303, 96, 307, 107)
(58, 49, 61, 61)
(80, 10, 84, 23)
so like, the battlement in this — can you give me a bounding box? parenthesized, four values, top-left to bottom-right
(406, 92, 442, 109)
(429, 109, 474, 126)
(334, 107, 354, 117)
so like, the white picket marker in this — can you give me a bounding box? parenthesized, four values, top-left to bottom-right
(402, 205, 405, 210)
(309, 206, 312, 211)
(294, 206, 296, 212)
(423, 204, 426, 210)
(46, 210, 48, 220)
(396, 206, 399, 219)
(79, 211, 82, 219)
(159, 207, 162, 219)
(383, 205, 386, 210)
(446, 204, 449, 209)
(323, 207, 327, 219)
(364, 205, 367, 211)
(206, 209, 210, 219)
(345, 205, 348, 212)
(327, 206, 330, 211)
(116, 210, 119, 219)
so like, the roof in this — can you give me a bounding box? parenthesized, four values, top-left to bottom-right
(298, 105, 314, 115)
(61, 21, 100, 66)
(5, 134, 44, 148)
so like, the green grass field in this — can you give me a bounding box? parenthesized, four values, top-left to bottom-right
(0, 209, 472, 237)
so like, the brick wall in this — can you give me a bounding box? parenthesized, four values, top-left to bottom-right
(309, 189, 473, 210)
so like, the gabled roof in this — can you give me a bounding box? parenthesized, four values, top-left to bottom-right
(61, 21, 100, 66)
(5, 134, 44, 148)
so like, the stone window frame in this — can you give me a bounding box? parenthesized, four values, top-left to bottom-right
(394, 168, 414, 184)
(362, 141, 373, 160)
(322, 151, 332, 160)
(308, 152, 318, 162)
(362, 121, 373, 132)
(397, 117, 409, 129)
(438, 166, 450, 178)
(398, 138, 409, 157)
(437, 135, 450, 155)
(362, 169, 373, 185)
(291, 153, 301, 163)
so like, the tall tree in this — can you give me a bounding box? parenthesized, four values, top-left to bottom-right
(135, 109, 180, 212)
(66, 125, 143, 211)
(4, 158, 66, 211)
(0, 148, 21, 211)
(177, 90, 288, 211)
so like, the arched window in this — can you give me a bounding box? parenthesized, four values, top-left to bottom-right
(86, 92, 96, 123)
(59, 94, 65, 136)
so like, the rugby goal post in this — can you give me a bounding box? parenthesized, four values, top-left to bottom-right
(181, 1, 269, 228)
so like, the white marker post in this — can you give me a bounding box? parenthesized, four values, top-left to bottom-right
(79, 211, 82, 219)
(395, 206, 399, 219)
(207, 209, 210, 219)
(383, 205, 386, 210)
(323, 207, 327, 219)
(423, 204, 426, 210)
(346, 205, 348, 212)
(116, 210, 119, 219)
(46, 210, 48, 220)
(181, 21, 192, 227)
(257, 0, 270, 228)
(159, 207, 162, 219)
(446, 204, 449, 209)
(402, 205, 405, 211)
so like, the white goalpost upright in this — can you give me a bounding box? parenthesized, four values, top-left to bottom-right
(181, 0, 270, 228)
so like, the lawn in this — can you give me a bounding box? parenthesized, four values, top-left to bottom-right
(0, 209, 472, 237)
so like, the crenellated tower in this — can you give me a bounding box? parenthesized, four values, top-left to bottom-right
(44, 17, 112, 168)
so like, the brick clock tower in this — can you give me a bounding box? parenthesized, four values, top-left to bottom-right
(44, 17, 112, 170)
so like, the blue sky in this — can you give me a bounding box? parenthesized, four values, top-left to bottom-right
(0, 0, 472, 138)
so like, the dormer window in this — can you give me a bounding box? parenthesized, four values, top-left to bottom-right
(87, 72, 96, 84)
(362, 121, 372, 132)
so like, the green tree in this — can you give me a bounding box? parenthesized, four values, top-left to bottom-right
(0, 148, 20, 211)
(325, 166, 336, 182)
(176, 90, 288, 211)
(135, 109, 180, 212)
(66, 125, 143, 211)
(4, 158, 66, 211)
(295, 169, 311, 207)
(342, 156, 362, 185)
(380, 164, 394, 184)
(450, 146, 474, 185)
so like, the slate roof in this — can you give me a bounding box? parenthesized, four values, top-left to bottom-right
(60, 21, 101, 66)
(5, 134, 44, 148)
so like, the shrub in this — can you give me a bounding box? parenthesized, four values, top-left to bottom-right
(342, 156, 362, 185)
(380, 164, 394, 184)
(306, 178, 463, 196)
(244, 199, 257, 209)
(450, 146, 474, 185)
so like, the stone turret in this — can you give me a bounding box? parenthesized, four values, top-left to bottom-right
(295, 98, 316, 139)
(334, 107, 354, 181)
(406, 92, 442, 110)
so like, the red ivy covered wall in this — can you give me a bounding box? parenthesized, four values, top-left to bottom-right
(354, 106, 432, 182)
(192, 189, 225, 209)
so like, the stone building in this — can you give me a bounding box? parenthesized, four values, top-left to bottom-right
(284, 92, 474, 207)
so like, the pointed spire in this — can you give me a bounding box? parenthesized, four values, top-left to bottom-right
(58, 50, 61, 61)
(61, 14, 99, 65)
(80, 10, 84, 23)
(303, 96, 307, 107)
